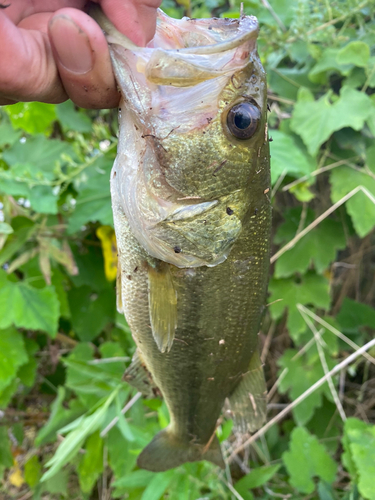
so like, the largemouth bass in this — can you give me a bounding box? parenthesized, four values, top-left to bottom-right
(92, 7, 271, 472)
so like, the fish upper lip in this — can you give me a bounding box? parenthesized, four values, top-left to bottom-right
(91, 4, 259, 55)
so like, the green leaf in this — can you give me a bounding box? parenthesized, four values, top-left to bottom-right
(68, 155, 114, 234)
(141, 470, 174, 500)
(0, 118, 22, 147)
(113, 469, 157, 489)
(270, 130, 315, 184)
(36, 387, 85, 446)
(268, 273, 331, 338)
(0, 326, 28, 393)
(329, 161, 375, 237)
(0, 217, 36, 267)
(42, 387, 119, 481)
(235, 464, 280, 498)
(108, 427, 138, 480)
(3, 134, 74, 177)
(77, 431, 103, 493)
(309, 48, 353, 83)
(24, 455, 42, 488)
(56, 101, 92, 133)
(0, 425, 13, 469)
(291, 86, 373, 155)
(318, 481, 336, 500)
(337, 41, 370, 68)
(337, 298, 375, 331)
(17, 338, 39, 387)
(68, 284, 115, 341)
(274, 208, 346, 277)
(0, 272, 59, 337)
(282, 427, 337, 494)
(5, 102, 57, 134)
(278, 349, 334, 425)
(342, 418, 375, 500)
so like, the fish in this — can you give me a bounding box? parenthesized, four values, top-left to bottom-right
(91, 6, 271, 472)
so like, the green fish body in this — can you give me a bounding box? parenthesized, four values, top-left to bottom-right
(94, 8, 271, 472)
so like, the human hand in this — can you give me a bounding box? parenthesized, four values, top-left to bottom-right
(0, 0, 161, 108)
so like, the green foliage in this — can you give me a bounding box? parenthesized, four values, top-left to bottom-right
(282, 427, 337, 493)
(0, 0, 374, 498)
(342, 418, 375, 500)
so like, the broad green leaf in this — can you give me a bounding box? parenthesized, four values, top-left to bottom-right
(0, 327, 28, 393)
(108, 427, 138, 480)
(309, 48, 353, 83)
(68, 155, 114, 234)
(0, 119, 22, 147)
(56, 101, 92, 133)
(24, 455, 42, 488)
(235, 464, 280, 498)
(68, 284, 115, 341)
(268, 273, 331, 338)
(77, 431, 103, 493)
(274, 208, 346, 277)
(5, 102, 57, 134)
(282, 427, 337, 493)
(3, 134, 74, 177)
(278, 349, 334, 425)
(337, 41, 370, 68)
(270, 130, 315, 184)
(337, 298, 375, 332)
(291, 87, 373, 155)
(329, 162, 375, 237)
(42, 469, 68, 495)
(0, 272, 59, 337)
(342, 418, 375, 500)
(269, 66, 319, 100)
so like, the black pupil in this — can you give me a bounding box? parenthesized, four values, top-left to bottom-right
(234, 108, 251, 130)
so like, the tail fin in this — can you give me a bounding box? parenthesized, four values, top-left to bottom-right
(137, 427, 225, 472)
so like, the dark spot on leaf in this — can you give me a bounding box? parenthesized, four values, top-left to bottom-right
(226, 207, 234, 216)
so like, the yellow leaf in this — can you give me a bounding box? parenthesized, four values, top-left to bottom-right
(96, 225, 117, 281)
(9, 464, 24, 488)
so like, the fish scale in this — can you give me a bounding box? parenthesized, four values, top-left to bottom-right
(92, 5, 271, 472)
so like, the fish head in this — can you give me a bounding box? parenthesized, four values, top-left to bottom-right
(101, 9, 269, 267)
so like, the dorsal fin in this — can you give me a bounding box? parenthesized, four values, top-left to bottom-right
(148, 263, 177, 353)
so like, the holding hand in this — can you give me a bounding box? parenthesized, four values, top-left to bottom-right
(0, 0, 161, 108)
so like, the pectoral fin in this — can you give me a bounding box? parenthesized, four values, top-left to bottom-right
(228, 350, 267, 433)
(123, 350, 160, 398)
(148, 263, 177, 353)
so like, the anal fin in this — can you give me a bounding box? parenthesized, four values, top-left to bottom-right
(228, 350, 267, 433)
(123, 350, 160, 398)
(148, 263, 177, 353)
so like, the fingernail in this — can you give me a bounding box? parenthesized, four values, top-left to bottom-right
(49, 15, 93, 74)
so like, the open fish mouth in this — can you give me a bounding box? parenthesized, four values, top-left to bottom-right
(92, 7, 259, 88)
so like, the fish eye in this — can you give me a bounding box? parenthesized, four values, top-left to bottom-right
(227, 102, 261, 140)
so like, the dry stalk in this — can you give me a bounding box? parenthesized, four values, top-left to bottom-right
(227, 336, 375, 462)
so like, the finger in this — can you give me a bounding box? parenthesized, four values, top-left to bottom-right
(48, 8, 119, 108)
(0, 10, 67, 103)
(96, 0, 162, 45)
